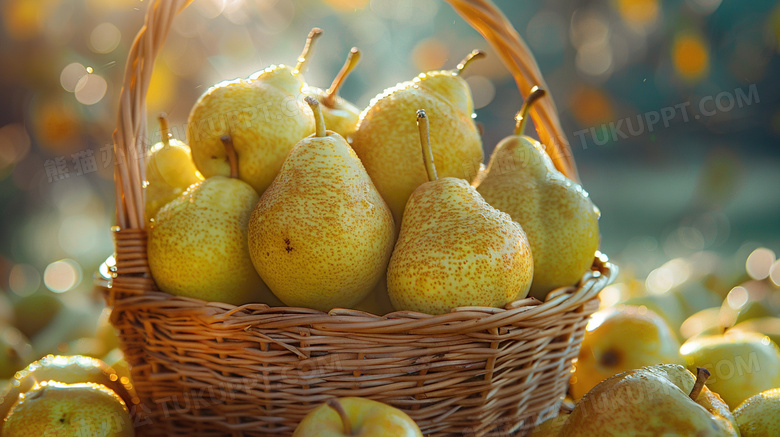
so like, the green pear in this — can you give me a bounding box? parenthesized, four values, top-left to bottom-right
(733, 388, 780, 436)
(476, 88, 600, 300)
(145, 114, 203, 221)
(671, 281, 723, 319)
(187, 29, 322, 196)
(680, 330, 780, 409)
(561, 365, 738, 436)
(386, 110, 533, 315)
(351, 51, 485, 228)
(148, 136, 280, 306)
(248, 97, 395, 311)
(306, 47, 362, 140)
(620, 292, 688, 339)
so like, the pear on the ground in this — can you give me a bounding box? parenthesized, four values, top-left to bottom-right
(293, 397, 422, 437)
(306, 47, 362, 140)
(621, 291, 687, 339)
(476, 88, 599, 300)
(187, 29, 321, 195)
(680, 330, 780, 408)
(680, 307, 725, 339)
(248, 97, 395, 311)
(145, 114, 202, 221)
(387, 110, 533, 315)
(733, 388, 780, 437)
(729, 316, 780, 347)
(148, 136, 280, 306)
(561, 365, 738, 436)
(13, 292, 63, 339)
(570, 305, 684, 400)
(0, 354, 137, 429)
(351, 51, 484, 228)
(3, 381, 133, 437)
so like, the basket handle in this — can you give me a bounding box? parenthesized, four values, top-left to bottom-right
(113, 0, 577, 231)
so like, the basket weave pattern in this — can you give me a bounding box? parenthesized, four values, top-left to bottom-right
(106, 0, 615, 435)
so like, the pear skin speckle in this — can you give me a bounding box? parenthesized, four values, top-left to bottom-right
(248, 131, 396, 312)
(387, 178, 533, 315)
(477, 136, 600, 300)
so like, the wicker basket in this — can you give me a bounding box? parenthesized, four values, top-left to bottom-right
(104, 0, 616, 435)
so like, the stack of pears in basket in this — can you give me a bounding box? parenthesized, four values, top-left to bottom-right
(146, 28, 601, 315)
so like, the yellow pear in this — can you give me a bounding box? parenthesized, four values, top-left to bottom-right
(144, 114, 203, 221)
(293, 397, 423, 437)
(148, 136, 281, 306)
(351, 51, 484, 228)
(477, 87, 599, 300)
(733, 388, 780, 437)
(3, 381, 134, 437)
(680, 330, 780, 409)
(729, 316, 780, 347)
(248, 97, 395, 311)
(0, 354, 137, 429)
(561, 365, 739, 436)
(187, 29, 321, 195)
(386, 110, 533, 315)
(620, 292, 688, 340)
(570, 305, 684, 400)
(306, 47, 362, 140)
(680, 307, 725, 339)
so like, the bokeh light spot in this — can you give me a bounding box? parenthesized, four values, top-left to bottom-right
(465, 75, 495, 109)
(569, 85, 614, 127)
(90, 22, 121, 54)
(0, 124, 31, 172)
(726, 286, 748, 310)
(770, 260, 780, 287)
(673, 32, 709, 81)
(74, 73, 108, 105)
(43, 259, 82, 293)
(60, 63, 87, 93)
(746, 247, 776, 280)
(411, 38, 449, 72)
(616, 0, 659, 28)
(8, 264, 41, 297)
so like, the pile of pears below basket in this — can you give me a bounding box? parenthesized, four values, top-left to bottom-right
(144, 28, 602, 315)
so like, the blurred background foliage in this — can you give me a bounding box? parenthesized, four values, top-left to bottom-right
(0, 0, 778, 312)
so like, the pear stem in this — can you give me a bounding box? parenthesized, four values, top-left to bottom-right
(305, 96, 326, 137)
(326, 398, 353, 436)
(689, 367, 710, 402)
(158, 113, 170, 148)
(294, 28, 323, 75)
(220, 135, 239, 179)
(514, 86, 547, 136)
(324, 47, 361, 108)
(417, 109, 437, 182)
(454, 50, 485, 76)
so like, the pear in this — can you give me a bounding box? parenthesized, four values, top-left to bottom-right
(351, 51, 485, 228)
(476, 87, 600, 300)
(0, 354, 137, 430)
(679, 330, 780, 409)
(148, 136, 281, 306)
(0, 326, 33, 379)
(733, 388, 780, 437)
(386, 110, 533, 315)
(145, 114, 203, 221)
(306, 47, 362, 140)
(351, 272, 394, 316)
(729, 316, 780, 347)
(570, 305, 684, 401)
(3, 381, 133, 437)
(187, 29, 322, 196)
(561, 365, 739, 436)
(248, 97, 395, 311)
